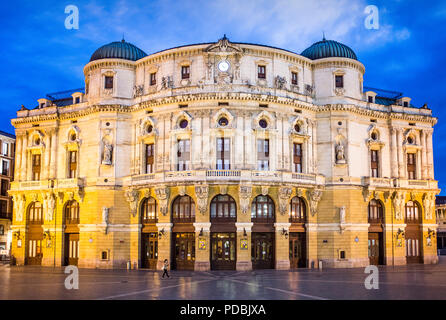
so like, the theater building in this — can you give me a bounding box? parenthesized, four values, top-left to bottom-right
(9, 36, 439, 270)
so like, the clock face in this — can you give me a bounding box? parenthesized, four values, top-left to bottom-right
(218, 60, 230, 72)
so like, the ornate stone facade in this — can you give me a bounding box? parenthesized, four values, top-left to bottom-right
(9, 36, 439, 270)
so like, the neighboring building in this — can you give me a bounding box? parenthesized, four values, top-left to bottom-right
(436, 196, 446, 255)
(9, 36, 439, 270)
(0, 131, 15, 260)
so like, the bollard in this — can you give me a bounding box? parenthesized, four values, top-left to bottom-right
(318, 260, 323, 270)
(126, 260, 131, 270)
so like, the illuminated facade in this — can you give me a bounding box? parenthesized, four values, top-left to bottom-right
(10, 36, 439, 270)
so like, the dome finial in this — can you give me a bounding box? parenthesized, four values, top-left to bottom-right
(121, 34, 125, 43)
(322, 31, 326, 41)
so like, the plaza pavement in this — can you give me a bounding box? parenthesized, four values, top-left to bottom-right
(0, 257, 445, 300)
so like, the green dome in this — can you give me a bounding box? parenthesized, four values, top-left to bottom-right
(301, 39, 357, 61)
(90, 40, 147, 62)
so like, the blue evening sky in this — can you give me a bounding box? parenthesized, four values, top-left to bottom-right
(1, 0, 445, 193)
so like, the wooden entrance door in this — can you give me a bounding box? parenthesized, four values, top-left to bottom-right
(368, 232, 383, 265)
(251, 233, 274, 269)
(289, 232, 306, 268)
(27, 239, 42, 265)
(405, 228, 422, 264)
(64, 233, 79, 266)
(141, 233, 158, 269)
(172, 233, 195, 270)
(211, 233, 236, 270)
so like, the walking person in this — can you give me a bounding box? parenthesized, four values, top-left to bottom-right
(162, 259, 170, 278)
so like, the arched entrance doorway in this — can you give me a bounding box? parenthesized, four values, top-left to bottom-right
(368, 199, 385, 265)
(171, 195, 195, 270)
(63, 200, 80, 266)
(405, 201, 423, 264)
(26, 202, 43, 265)
(210, 194, 236, 270)
(140, 197, 158, 269)
(289, 196, 307, 268)
(251, 195, 275, 269)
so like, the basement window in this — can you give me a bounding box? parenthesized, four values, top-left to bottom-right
(101, 251, 109, 260)
(259, 104, 268, 108)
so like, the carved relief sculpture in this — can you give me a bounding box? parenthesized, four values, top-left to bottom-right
(125, 188, 139, 217)
(335, 142, 346, 164)
(155, 186, 170, 216)
(308, 188, 323, 216)
(239, 185, 252, 214)
(195, 185, 209, 215)
(278, 187, 293, 215)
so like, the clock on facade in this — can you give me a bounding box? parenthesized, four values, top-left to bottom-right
(218, 60, 230, 72)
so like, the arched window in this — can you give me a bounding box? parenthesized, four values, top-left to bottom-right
(65, 200, 79, 224)
(368, 199, 384, 223)
(405, 201, 420, 224)
(172, 195, 195, 223)
(251, 195, 275, 222)
(289, 197, 306, 223)
(28, 202, 43, 224)
(141, 197, 157, 223)
(210, 195, 236, 221)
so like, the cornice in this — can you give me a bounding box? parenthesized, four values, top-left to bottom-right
(11, 95, 437, 126)
(83, 59, 136, 75)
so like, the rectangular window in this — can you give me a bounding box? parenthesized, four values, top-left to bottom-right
(291, 72, 298, 85)
(2, 143, 8, 156)
(407, 153, 416, 180)
(75, 97, 80, 104)
(181, 66, 190, 79)
(1, 160, 8, 176)
(0, 200, 7, 217)
(145, 144, 154, 173)
(293, 143, 302, 173)
(335, 75, 344, 88)
(371, 150, 379, 177)
(0, 180, 7, 196)
(68, 151, 77, 178)
(216, 138, 230, 170)
(177, 139, 190, 171)
(257, 139, 269, 171)
(258, 65, 266, 79)
(368, 96, 374, 103)
(150, 72, 156, 85)
(32, 154, 41, 181)
(105, 76, 113, 89)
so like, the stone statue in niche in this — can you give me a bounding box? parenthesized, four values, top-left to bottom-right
(335, 143, 346, 164)
(339, 206, 346, 224)
(102, 140, 113, 165)
(46, 193, 56, 221)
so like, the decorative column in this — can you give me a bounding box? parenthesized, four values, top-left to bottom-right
(21, 134, 28, 181)
(43, 132, 51, 180)
(306, 119, 313, 173)
(390, 128, 398, 178)
(426, 131, 434, 179)
(15, 134, 22, 181)
(193, 222, 211, 271)
(49, 129, 58, 179)
(396, 128, 404, 178)
(420, 130, 427, 180)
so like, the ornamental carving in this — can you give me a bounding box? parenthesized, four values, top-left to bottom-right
(308, 188, 323, 216)
(125, 188, 140, 217)
(278, 187, 293, 215)
(274, 76, 286, 90)
(261, 186, 269, 196)
(195, 185, 209, 215)
(239, 185, 252, 214)
(102, 139, 113, 165)
(133, 85, 144, 98)
(155, 186, 170, 216)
